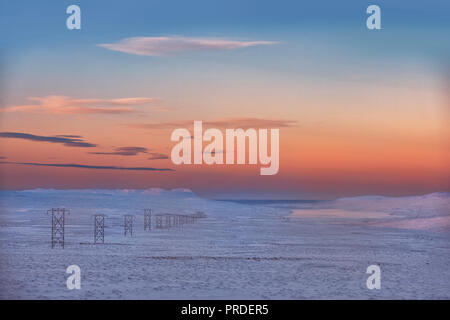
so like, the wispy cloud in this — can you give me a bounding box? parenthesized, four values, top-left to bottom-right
(0, 161, 174, 172)
(98, 36, 276, 56)
(0, 132, 96, 148)
(89, 146, 149, 156)
(148, 152, 169, 160)
(1, 96, 160, 114)
(130, 118, 297, 130)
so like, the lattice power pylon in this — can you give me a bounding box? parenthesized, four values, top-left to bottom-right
(124, 214, 134, 236)
(165, 214, 172, 228)
(155, 214, 163, 229)
(144, 209, 152, 231)
(47, 208, 69, 249)
(94, 214, 105, 244)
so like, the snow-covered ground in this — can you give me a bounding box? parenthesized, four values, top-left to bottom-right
(0, 189, 449, 299)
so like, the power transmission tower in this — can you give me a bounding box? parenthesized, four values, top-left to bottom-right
(124, 214, 134, 236)
(144, 209, 152, 231)
(155, 214, 163, 229)
(94, 214, 105, 244)
(165, 214, 172, 228)
(47, 208, 69, 249)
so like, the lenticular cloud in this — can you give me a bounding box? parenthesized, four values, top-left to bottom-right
(98, 36, 276, 56)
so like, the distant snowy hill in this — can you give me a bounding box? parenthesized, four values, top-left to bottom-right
(1, 189, 449, 231)
(332, 192, 450, 218)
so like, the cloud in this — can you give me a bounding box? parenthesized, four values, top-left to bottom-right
(89, 146, 148, 156)
(147, 152, 169, 160)
(0, 132, 96, 148)
(98, 36, 276, 56)
(55, 135, 83, 138)
(1, 96, 160, 114)
(0, 161, 174, 172)
(130, 118, 297, 130)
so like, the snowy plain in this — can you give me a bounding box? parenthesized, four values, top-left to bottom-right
(0, 189, 449, 299)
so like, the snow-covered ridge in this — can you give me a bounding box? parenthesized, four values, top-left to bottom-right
(288, 192, 450, 231)
(2, 187, 196, 195)
(1, 190, 448, 230)
(331, 192, 450, 218)
(0, 188, 207, 215)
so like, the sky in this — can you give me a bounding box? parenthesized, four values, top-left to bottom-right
(0, 0, 449, 199)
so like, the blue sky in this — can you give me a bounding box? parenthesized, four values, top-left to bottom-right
(2, 0, 449, 50)
(1, 0, 449, 106)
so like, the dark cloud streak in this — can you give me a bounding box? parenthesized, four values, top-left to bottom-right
(0, 132, 96, 148)
(0, 161, 174, 172)
(130, 118, 298, 130)
(148, 152, 169, 160)
(89, 146, 148, 156)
